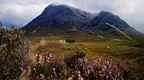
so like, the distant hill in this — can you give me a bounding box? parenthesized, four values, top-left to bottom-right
(22, 4, 144, 40)
(87, 11, 144, 39)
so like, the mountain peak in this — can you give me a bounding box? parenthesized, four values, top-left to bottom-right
(42, 4, 93, 17)
(47, 3, 72, 8)
(42, 4, 74, 14)
(99, 11, 113, 15)
(22, 4, 142, 39)
(88, 11, 130, 29)
(23, 4, 93, 32)
(98, 11, 119, 20)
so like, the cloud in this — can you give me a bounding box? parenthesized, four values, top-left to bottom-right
(0, 0, 143, 32)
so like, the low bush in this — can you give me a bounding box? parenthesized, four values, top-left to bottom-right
(0, 27, 29, 80)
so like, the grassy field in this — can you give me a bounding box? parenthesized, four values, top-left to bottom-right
(28, 32, 144, 78)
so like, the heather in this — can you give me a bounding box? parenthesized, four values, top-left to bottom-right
(29, 51, 133, 80)
(0, 27, 29, 80)
(0, 27, 143, 80)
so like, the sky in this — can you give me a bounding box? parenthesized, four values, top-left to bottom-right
(0, 0, 144, 33)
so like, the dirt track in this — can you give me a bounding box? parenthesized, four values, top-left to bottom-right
(19, 39, 47, 80)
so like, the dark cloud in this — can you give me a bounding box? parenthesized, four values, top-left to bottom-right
(0, 0, 143, 32)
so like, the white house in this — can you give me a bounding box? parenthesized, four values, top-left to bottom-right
(59, 40, 66, 44)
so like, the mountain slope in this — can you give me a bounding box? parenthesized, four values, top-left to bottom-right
(87, 11, 131, 35)
(23, 4, 93, 33)
(22, 4, 144, 40)
(87, 11, 144, 39)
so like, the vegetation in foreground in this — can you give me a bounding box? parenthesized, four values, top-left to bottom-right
(0, 26, 144, 80)
(0, 27, 29, 80)
(29, 33, 144, 79)
(31, 51, 132, 80)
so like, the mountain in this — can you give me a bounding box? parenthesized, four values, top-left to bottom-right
(88, 11, 144, 40)
(87, 11, 129, 30)
(23, 4, 93, 33)
(22, 4, 144, 40)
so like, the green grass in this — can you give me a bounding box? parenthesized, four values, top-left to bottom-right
(29, 32, 144, 77)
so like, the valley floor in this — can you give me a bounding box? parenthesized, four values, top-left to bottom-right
(27, 33, 144, 79)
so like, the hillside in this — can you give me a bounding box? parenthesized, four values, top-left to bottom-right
(23, 4, 93, 33)
(22, 4, 144, 41)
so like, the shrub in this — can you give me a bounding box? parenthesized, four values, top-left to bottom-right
(32, 51, 132, 80)
(66, 39, 75, 43)
(0, 27, 29, 80)
(31, 53, 65, 80)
